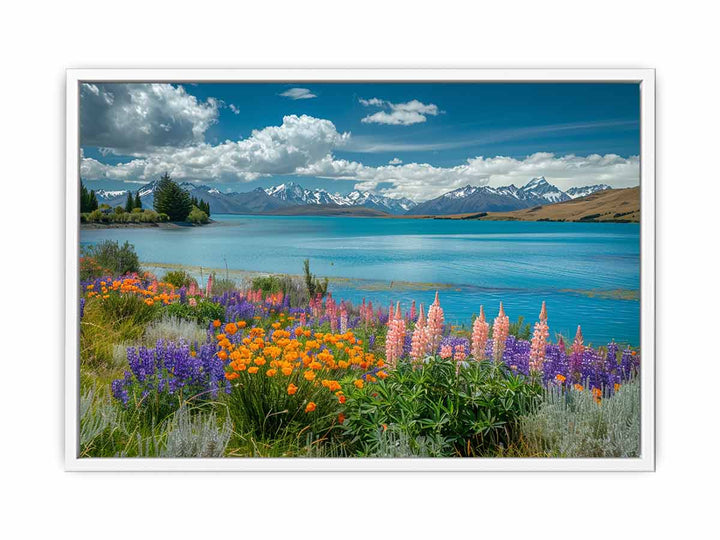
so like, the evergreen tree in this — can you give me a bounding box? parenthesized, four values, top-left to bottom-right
(134, 191, 142, 209)
(153, 172, 192, 221)
(80, 182, 91, 212)
(89, 190, 98, 211)
(125, 192, 134, 212)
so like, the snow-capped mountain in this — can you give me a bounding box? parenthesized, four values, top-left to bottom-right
(408, 177, 594, 215)
(264, 182, 416, 214)
(565, 184, 611, 199)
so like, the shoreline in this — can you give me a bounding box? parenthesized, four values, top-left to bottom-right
(80, 220, 215, 230)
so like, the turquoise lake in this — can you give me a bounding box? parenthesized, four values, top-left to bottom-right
(80, 215, 641, 346)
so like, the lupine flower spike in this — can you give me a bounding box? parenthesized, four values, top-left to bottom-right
(529, 301, 549, 372)
(410, 303, 428, 363)
(471, 305, 489, 361)
(492, 302, 510, 362)
(426, 291, 445, 353)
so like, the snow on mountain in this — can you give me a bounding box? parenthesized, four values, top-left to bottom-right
(264, 182, 415, 214)
(565, 184, 611, 199)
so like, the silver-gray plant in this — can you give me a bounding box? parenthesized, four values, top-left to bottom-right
(160, 406, 233, 458)
(79, 388, 121, 455)
(521, 378, 641, 457)
(143, 315, 208, 347)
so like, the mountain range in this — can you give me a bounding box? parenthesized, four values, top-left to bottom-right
(93, 177, 612, 216)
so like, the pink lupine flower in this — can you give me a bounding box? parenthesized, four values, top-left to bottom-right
(529, 301, 550, 372)
(572, 325, 584, 355)
(453, 345, 467, 362)
(557, 334, 566, 351)
(471, 306, 489, 361)
(426, 291, 445, 353)
(439, 344, 453, 359)
(492, 302, 510, 362)
(410, 300, 417, 321)
(205, 274, 213, 298)
(188, 281, 197, 296)
(569, 325, 584, 374)
(410, 303, 428, 363)
(339, 302, 348, 334)
(325, 294, 338, 332)
(385, 314, 406, 367)
(388, 302, 396, 325)
(299, 312, 307, 326)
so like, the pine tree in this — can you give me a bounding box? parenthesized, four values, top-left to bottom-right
(153, 172, 192, 221)
(89, 190, 98, 211)
(134, 191, 142, 209)
(125, 192, 134, 212)
(80, 182, 91, 212)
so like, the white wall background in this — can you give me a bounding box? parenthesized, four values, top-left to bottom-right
(1, 1, 716, 537)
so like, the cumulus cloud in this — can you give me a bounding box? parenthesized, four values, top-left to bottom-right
(81, 114, 349, 182)
(279, 88, 317, 100)
(80, 111, 639, 201)
(228, 103, 240, 115)
(296, 152, 640, 201)
(80, 83, 219, 153)
(360, 98, 441, 125)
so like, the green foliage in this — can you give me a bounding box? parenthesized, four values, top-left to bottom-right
(80, 181, 99, 213)
(81, 208, 169, 224)
(134, 191, 142, 209)
(208, 273, 236, 295)
(82, 240, 140, 276)
(114, 205, 125, 215)
(80, 294, 159, 369)
(187, 206, 209, 224)
(250, 274, 308, 308)
(303, 259, 328, 299)
(153, 172, 192, 221)
(162, 269, 195, 288)
(125, 192, 134, 213)
(190, 195, 211, 217)
(159, 406, 232, 457)
(521, 378, 641, 457)
(342, 358, 542, 457)
(509, 316, 532, 340)
(143, 315, 208, 346)
(165, 299, 225, 325)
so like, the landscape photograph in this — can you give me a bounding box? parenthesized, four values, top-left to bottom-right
(77, 80, 642, 460)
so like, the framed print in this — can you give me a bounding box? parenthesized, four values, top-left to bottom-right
(66, 68, 655, 471)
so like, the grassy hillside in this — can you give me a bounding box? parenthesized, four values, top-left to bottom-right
(432, 186, 640, 222)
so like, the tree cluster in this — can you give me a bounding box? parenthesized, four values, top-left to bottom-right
(80, 182, 99, 213)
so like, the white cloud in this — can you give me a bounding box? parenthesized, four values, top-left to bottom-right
(81, 114, 349, 182)
(228, 104, 240, 115)
(360, 98, 441, 125)
(388, 157, 403, 165)
(80, 83, 219, 152)
(279, 88, 317, 100)
(80, 113, 639, 202)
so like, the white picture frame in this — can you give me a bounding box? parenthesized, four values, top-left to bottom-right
(66, 68, 655, 471)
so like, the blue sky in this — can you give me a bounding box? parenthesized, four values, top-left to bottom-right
(80, 82, 640, 201)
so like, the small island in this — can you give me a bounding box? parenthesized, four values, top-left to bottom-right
(80, 173, 212, 228)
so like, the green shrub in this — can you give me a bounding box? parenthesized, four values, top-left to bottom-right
(342, 358, 542, 457)
(82, 240, 140, 276)
(520, 378, 641, 457)
(143, 315, 208, 346)
(165, 299, 225, 325)
(509, 316, 531, 340)
(187, 206, 209, 224)
(162, 269, 196, 288)
(250, 274, 307, 307)
(208, 273, 236, 296)
(303, 259, 328, 299)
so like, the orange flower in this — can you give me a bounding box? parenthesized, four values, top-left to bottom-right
(266, 369, 277, 377)
(305, 402, 316, 413)
(213, 319, 222, 328)
(338, 413, 346, 424)
(224, 372, 239, 380)
(237, 321, 247, 328)
(338, 394, 346, 404)
(377, 371, 388, 380)
(614, 383, 621, 392)
(248, 366, 259, 374)
(304, 370, 316, 381)
(555, 374, 566, 383)
(354, 379, 364, 389)
(574, 383, 584, 392)
(287, 383, 298, 395)
(225, 322, 238, 335)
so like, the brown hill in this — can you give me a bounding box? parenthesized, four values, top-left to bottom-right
(432, 186, 640, 223)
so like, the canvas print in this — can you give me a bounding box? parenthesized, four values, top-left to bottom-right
(77, 80, 642, 460)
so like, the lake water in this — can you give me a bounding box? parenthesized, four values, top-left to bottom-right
(81, 215, 641, 346)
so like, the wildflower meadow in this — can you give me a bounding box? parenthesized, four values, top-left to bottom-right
(77, 242, 641, 459)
